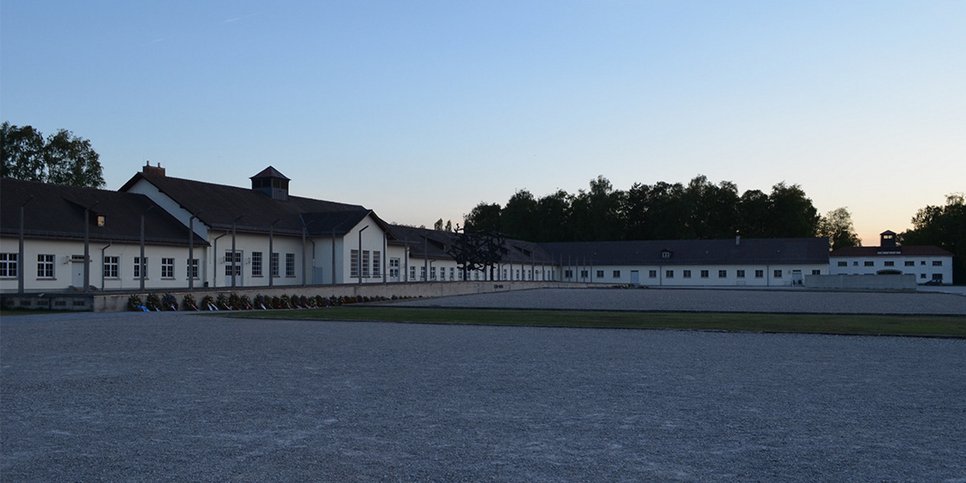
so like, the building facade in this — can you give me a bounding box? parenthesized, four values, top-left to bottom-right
(829, 230, 953, 284)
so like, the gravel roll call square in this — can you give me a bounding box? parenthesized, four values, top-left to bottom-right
(2, 309, 965, 481)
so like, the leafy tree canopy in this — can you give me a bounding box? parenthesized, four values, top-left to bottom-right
(1, 122, 104, 188)
(902, 194, 966, 282)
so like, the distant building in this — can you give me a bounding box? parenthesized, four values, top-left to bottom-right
(829, 230, 953, 284)
(541, 236, 830, 286)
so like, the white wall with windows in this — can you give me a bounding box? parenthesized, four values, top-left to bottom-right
(0, 238, 197, 292)
(558, 263, 828, 286)
(204, 231, 305, 289)
(829, 255, 953, 284)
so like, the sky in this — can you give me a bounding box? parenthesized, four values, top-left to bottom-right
(2, 0, 963, 245)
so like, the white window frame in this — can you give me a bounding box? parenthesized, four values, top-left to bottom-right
(1, 253, 19, 278)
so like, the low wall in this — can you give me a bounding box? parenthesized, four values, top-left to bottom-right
(92, 281, 590, 312)
(804, 274, 917, 291)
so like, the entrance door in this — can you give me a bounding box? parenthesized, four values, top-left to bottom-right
(630, 270, 640, 285)
(71, 258, 84, 288)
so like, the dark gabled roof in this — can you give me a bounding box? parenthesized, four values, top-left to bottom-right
(250, 166, 290, 181)
(0, 178, 206, 247)
(830, 245, 953, 257)
(388, 225, 556, 263)
(539, 238, 830, 266)
(119, 171, 387, 237)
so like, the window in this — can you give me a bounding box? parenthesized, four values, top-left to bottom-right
(187, 258, 199, 279)
(430, 267, 436, 280)
(133, 257, 147, 278)
(884, 261, 894, 267)
(580, 270, 588, 279)
(251, 252, 263, 277)
(161, 258, 175, 279)
(362, 250, 370, 277)
(350, 250, 359, 278)
(564, 269, 573, 278)
(920, 273, 926, 279)
(225, 251, 241, 277)
(773, 269, 782, 278)
(700, 270, 709, 278)
(920, 261, 926, 265)
(420, 266, 427, 281)
(718, 270, 727, 278)
(665, 270, 674, 278)
(852, 261, 858, 266)
(864, 261, 874, 267)
(932, 274, 943, 282)
(502, 268, 507, 279)
(661, 250, 671, 259)
(811, 269, 821, 275)
(933, 260, 943, 266)
(389, 258, 400, 278)
(649, 270, 657, 278)
(271, 252, 279, 277)
(736, 269, 745, 278)
(596, 270, 604, 278)
(755, 270, 764, 278)
(37, 254, 55, 278)
(613, 270, 621, 278)
(904, 261, 915, 267)
(103, 256, 118, 279)
(373, 251, 381, 277)
(450, 267, 455, 280)
(285, 253, 295, 277)
(837, 261, 847, 267)
(1, 253, 18, 278)
(409, 265, 415, 280)
(683, 270, 691, 278)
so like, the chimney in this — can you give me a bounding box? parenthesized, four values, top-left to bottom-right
(143, 161, 166, 177)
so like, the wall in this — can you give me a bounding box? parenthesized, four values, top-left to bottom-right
(92, 280, 591, 312)
(0, 237, 192, 293)
(830, 255, 953, 284)
(804, 274, 917, 291)
(558, 263, 829, 287)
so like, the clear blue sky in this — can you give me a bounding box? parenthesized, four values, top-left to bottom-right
(2, 0, 964, 245)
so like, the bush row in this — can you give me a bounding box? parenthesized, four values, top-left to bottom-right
(127, 293, 414, 311)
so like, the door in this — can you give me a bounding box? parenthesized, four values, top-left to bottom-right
(630, 270, 640, 285)
(71, 258, 84, 288)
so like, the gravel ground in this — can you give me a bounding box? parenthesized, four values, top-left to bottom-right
(392, 287, 966, 315)
(2, 311, 966, 481)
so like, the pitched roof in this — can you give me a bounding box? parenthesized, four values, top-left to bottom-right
(388, 225, 556, 263)
(119, 171, 386, 237)
(250, 166, 290, 180)
(830, 245, 953, 257)
(0, 178, 206, 246)
(539, 238, 830, 266)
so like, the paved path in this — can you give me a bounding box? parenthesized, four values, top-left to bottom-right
(393, 287, 966, 315)
(2, 312, 965, 481)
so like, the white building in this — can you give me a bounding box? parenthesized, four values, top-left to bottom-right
(829, 230, 953, 284)
(540, 237, 831, 287)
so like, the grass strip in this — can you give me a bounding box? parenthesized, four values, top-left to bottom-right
(228, 306, 966, 338)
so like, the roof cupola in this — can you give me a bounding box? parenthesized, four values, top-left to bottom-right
(250, 166, 290, 201)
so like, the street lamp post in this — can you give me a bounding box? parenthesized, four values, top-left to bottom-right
(18, 195, 34, 295)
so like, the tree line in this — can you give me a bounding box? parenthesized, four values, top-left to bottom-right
(1, 122, 105, 188)
(902, 194, 966, 282)
(462, 175, 861, 249)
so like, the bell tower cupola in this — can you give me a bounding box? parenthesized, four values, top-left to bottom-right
(250, 166, 290, 201)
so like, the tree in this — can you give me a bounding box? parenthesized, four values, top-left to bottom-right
(433, 218, 444, 231)
(501, 190, 538, 240)
(766, 182, 819, 237)
(902, 194, 966, 283)
(1, 122, 105, 188)
(817, 207, 860, 250)
(463, 202, 502, 233)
